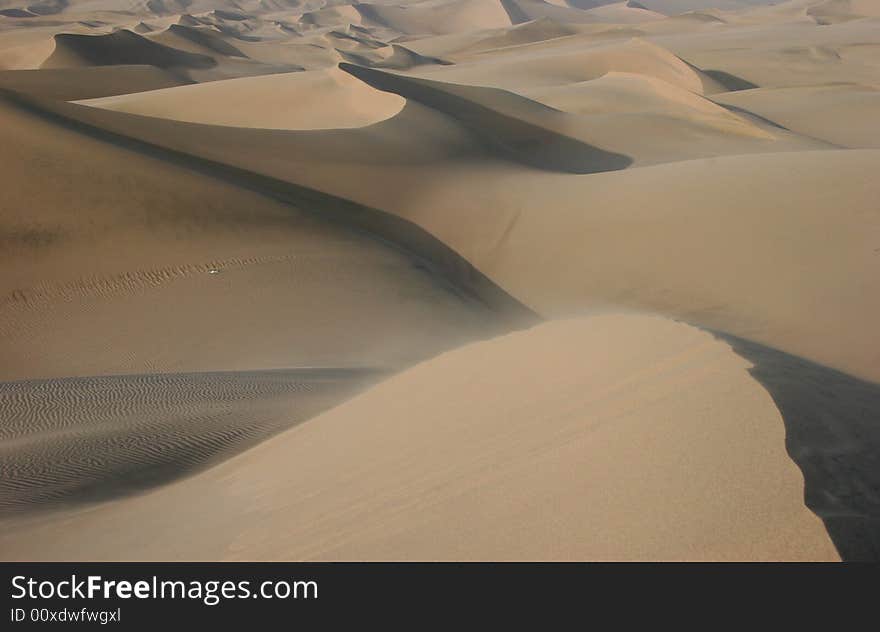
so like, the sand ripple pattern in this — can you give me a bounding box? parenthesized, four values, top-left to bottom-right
(0, 368, 379, 515)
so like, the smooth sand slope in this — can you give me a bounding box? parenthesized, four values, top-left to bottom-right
(0, 92, 523, 382)
(38, 76, 879, 384)
(1, 0, 878, 560)
(78, 67, 405, 129)
(0, 65, 191, 100)
(0, 368, 381, 514)
(713, 84, 880, 148)
(0, 315, 842, 560)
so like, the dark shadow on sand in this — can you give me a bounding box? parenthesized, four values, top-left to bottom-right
(0, 368, 385, 517)
(704, 69, 759, 92)
(713, 332, 880, 561)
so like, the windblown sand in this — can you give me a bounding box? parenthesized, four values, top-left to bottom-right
(0, 316, 844, 561)
(1, 0, 878, 560)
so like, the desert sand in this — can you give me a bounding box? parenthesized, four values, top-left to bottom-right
(0, 0, 878, 560)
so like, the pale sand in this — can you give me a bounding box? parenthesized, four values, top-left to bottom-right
(0, 315, 841, 560)
(77, 68, 405, 130)
(1, 0, 878, 560)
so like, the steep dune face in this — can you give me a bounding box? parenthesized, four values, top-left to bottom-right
(0, 315, 840, 560)
(78, 67, 406, 129)
(340, 63, 634, 173)
(338, 43, 452, 70)
(342, 63, 810, 167)
(25, 66, 876, 384)
(0, 65, 190, 100)
(148, 23, 247, 57)
(41, 29, 217, 69)
(0, 22, 76, 70)
(0, 93, 521, 382)
(409, 37, 726, 94)
(0, 368, 381, 514)
(299, 5, 363, 30)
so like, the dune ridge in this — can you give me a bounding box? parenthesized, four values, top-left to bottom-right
(0, 315, 847, 561)
(1, 0, 878, 561)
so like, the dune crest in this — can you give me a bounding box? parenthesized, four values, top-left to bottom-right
(0, 315, 840, 561)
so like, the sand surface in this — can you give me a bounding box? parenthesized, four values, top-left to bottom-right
(0, 316, 845, 560)
(1, 0, 878, 560)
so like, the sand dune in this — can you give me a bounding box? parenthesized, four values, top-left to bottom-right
(2, 0, 878, 561)
(41, 29, 217, 69)
(78, 67, 406, 129)
(355, 0, 514, 36)
(714, 83, 880, 148)
(0, 315, 843, 560)
(338, 42, 452, 70)
(408, 36, 727, 93)
(0, 91, 526, 381)
(582, 1, 666, 22)
(149, 23, 248, 58)
(16, 65, 875, 385)
(0, 64, 190, 99)
(0, 368, 380, 514)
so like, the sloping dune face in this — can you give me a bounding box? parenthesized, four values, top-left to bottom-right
(0, 93, 514, 382)
(41, 30, 217, 69)
(77, 67, 406, 129)
(0, 315, 840, 560)
(1, 0, 880, 561)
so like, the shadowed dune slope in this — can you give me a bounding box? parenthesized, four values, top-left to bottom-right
(0, 315, 842, 561)
(11, 84, 877, 383)
(714, 84, 880, 148)
(149, 23, 247, 58)
(407, 36, 728, 94)
(0, 91, 529, 381)
(342, 63, 819, 166)
(0, 368, 382, 515)
(0, 0, 877, 563)
(340, 62, 633, 173)
(499, 0, 602, 24)
(0, 65, 191, 100)
(41, 29, 217, 69)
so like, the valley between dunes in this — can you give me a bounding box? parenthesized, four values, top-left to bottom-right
(0, 0, 878, 560)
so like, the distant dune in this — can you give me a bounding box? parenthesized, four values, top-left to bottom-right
(42, 30, 217, 69)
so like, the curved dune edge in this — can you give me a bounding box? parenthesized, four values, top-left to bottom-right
(22, 81, 874, 382)
(76, 68, 407, 130)
(0, 314, 839, 561)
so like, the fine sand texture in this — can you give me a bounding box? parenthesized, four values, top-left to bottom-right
(1, 0, 878, 560)
(0, 315, 847, 561)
